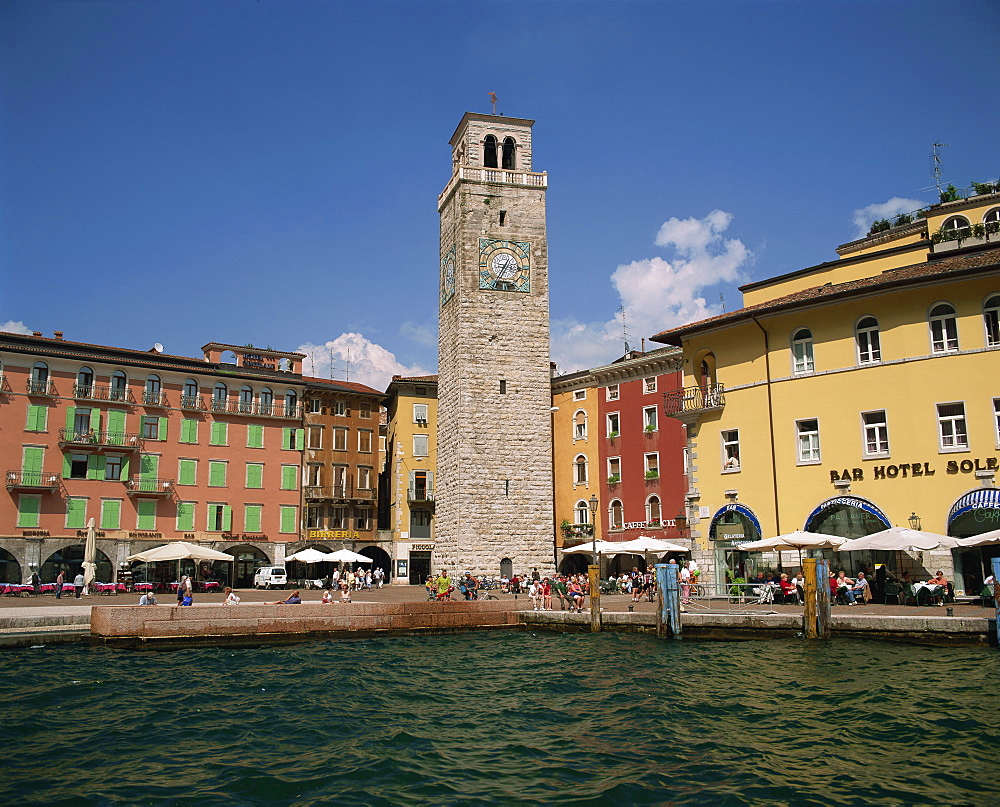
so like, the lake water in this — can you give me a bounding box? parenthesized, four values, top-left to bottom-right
(0, 632, 996, 805)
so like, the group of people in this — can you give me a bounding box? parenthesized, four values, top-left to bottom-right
(526, 574, 590, 612)
(320, 567, 383, 592)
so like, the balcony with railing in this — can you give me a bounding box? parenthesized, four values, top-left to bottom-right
(5, 469, 61, 492)
(58, 428, 144, 451)
(663, 384, 726, 419)
(142, 390, 169, 407)
(180, 394, 207, 411)
(72, 384, 135, 403)
(304, 484, 375, 502)
(407, 487, 435, 504)
(27, 379, 58, 396)
(0, 375, 11, 394)
(125, 477, 175, 497)
(209, 398, 302, 419)
(438, 166, 548, 206)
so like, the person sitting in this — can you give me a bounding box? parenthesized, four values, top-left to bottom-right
(835, 571, 856, 605)
(778, 573, 800, 604)
(321, 587, 335, 604)
(223, 587, 240, 605)
(851, 572, 870, 605)
(926, 571, 948, 606)
(138, 591, 157, 606)
(339, 582, 351, 603)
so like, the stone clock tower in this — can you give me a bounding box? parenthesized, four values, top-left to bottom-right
(436, 112, 553, 576)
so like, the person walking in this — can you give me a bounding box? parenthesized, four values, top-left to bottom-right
(55, 569, 64, 599)
(73, 571, 85, 599)
(680, 562, 692, 605)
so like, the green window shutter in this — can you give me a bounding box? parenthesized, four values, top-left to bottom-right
(28, 405, 47, 432)
(176, 502, 195, 532)
(244, 504, 262, 533)
(181, 419, 197, 443)
(140, 454, 159, 480)
(90, 408, 101, 432)
(158, 417, 168, 441)
(210, 422, 227, 446)
(281, 465, 297, 490)
(100, 499, 121, 530)
(22, 447, 43, 485)
(87, 454, 106, 481)
(107, 410, 125, 443)
(137, 500, 156, 529)
(280, 505, 296, 533)
(62, 453, 72, 479)
(179, 460, 196, 486)
(120, 456, 130, 479)
(295, 428, 305, 450)
(64, 405, 76, 431)
(222, 505, 232, 532)
(246, 464, 263, 489)
(66, 498, 86, 529)
(282, 428, 291, 450)
(17, 496, 41, 528)
(209, 461, 226, 487)
(248, 424, 263, 448)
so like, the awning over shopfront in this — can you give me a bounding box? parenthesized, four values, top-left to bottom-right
(948, 488, 1000, 529)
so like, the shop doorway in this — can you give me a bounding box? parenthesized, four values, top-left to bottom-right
(409, 550, 431, 585)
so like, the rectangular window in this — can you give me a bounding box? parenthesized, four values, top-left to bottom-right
(68, 454, 88, 480)
(283, 427, 304, 450)
(606, 413, 620, 437)
(329, 506, 345, 529)
(279, 505, 297, 534)
(305, 464, 322, 486)
(358, 429, 373, 453)
(178, 459, 197, 486)
(644, 377, 657, 394)
(309, 398, 322, 414)
(797, 419, 821, 463)
(141, 415, 159, 440)
(137, 499, 157, 530)
(247, 424, 264, 449)
(65, 497, 87, 529)
(994, 398, 1000, 446)
(105, 455, 123, 481)
(176, 502, 196, 532)
(333, 428, 348, 451)
(355, 508, 371, 531)
(862, 411, 889, 457)
(413, 403, 428, 423)
(722, 429, 740, 471)
(573, 389, 586, 401)
(308, 426, 323, 449)
(644, 453, 659, 478)
(643, 406, 657, 432)
(207, 503, 232, 532)
(607, 457, 621, 483)
(208, 460, 227, 487)
(180, 418, 199, 444)
(359, 402, 372, 419)
(246, 463, 264, 489)
(358, 466, 372, 490)
(499, 380, 507, 394)
(281, 465, 298, 490)
(306, 505, 323, 529)
(17, 495, 41, 528)
(210, 421, 228, 446)
(333, 400, 347, 416)
(100, 499, 121, 530)
(937, 402, 968, 450)
(606, 384, 619, 401)
(413, 434, 429, 457)
(244, 504, 262, 533)
(332, 466, 347, 496)
(26, 404, 48, 432)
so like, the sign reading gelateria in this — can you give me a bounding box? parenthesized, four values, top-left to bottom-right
(307, 530, 361, 539)
(830, 457, 998, 483)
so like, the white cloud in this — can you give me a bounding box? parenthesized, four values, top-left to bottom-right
(551, 210, 751, 374)
(298, 333, 429, 392)
(399, 320, 436, 347)
(851, 197, 924, 239)
(0, 320, 32, 335)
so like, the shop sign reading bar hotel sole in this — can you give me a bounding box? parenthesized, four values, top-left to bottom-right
(830, 457, 998, 483)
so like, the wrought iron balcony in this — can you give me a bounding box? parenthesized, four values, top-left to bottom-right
(663, 384, 726, 416)
(142, 390, 169, 407)
(58, 428, 144, 451)
(27, 379, 58, 396)
(304, 484, 374, 502)
(71, 383, 135, 403)
(6, 469, 61, 491)
(407, 487, 435, 504)
(125, 477, 175, 496)
(180, 394, 206, 411)
(208, 399, 302, 418)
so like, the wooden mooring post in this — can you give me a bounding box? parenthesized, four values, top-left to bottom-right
(588, 564, 601, 633)
(992, 557, 1000, 649)
(803, 558, 817, 639)
(655, 562, 682, 639)
(815, 557, 831, 639)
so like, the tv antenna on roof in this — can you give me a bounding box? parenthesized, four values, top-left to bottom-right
(618, 305, 632, 356)
(932, 142, 948, 195)
(488, 91, 498, 115)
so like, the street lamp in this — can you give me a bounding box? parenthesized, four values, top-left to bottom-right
(908, 512, 921, 531)
(589, 494, 599, 568)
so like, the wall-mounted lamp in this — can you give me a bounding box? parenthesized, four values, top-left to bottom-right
(908, 512, 921, 531)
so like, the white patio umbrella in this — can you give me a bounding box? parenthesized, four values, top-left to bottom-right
(740, 530, 845, 567)
(836, 526, 960, 552)
(956, 528, 1000, 547)
(614, 536, 689, 554)
(285, 547, 331, 564)
(126, 541, 235, 588)
(82, 518, 98, 590)
(323, 548, 373, 564)
(561, 540, 625, 554)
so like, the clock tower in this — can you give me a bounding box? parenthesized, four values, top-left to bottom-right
(436, 112, 553, 576)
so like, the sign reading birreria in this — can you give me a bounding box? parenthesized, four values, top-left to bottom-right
(308, 530, 361, 539)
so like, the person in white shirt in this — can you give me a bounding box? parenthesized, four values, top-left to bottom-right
(528, 580, 543, 611)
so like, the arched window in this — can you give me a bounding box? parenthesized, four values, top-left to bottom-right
(260, 387, 273, 415)
(284, 390, 298, 417)
(213, 382, 228, 411)
(483, 135, 498, 168)
(574, 454, 588, 484)
(984, 208, 1000, 230)
(110, 371, 127, 402)
(646, 495, 661, 526)
(28, 361, 49, 394)
(929, 303, 959, 353)
(573, 410, 587, 439)
(239, 385, 254, 413)
(609, 499, 624, 530)
(501, 137, 516, 170)
(855, 316, 881, 364)
(791, 328, 814, 374)
(943, 215, 971, 235)
(145, 374, 161, 405)
(182, 379, 199, 408)
(984, 294, 1000, 347)
(575, 500, 590, 525)
(75, 367, 93, 397)
(220, 350, 238, 365)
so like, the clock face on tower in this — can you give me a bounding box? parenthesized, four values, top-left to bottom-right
(479, 238, 530, 292)
(440, 246, 456, 306)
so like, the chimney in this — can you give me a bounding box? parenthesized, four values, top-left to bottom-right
(32, 331, 42, 337)
(53, 331, 64, 340)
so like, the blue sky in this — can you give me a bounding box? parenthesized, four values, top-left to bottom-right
(2, 0, 997, 389)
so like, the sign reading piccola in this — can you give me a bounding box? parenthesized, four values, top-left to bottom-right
(830, 456, 998, 483)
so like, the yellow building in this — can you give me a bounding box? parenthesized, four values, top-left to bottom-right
(652, 187, 1000, 595)
(551, 371, 600, 553)
(382, 375, 437, 585)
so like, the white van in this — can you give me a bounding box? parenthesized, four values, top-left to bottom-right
(253, 566, 287, 589)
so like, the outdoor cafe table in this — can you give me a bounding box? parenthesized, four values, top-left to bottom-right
(134, 583, 154, 592)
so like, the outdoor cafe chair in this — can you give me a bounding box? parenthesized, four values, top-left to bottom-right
(883, 582, 902, 605)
